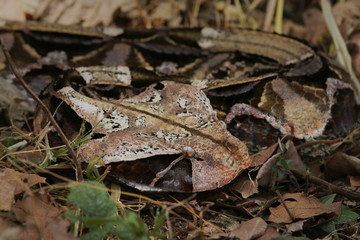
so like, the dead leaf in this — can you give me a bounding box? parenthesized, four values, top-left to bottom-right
(0, 0, 26, 21)
(33, 0, 138, 27)
(250, 142, 278, 167)
(0, 180, 16, 211)
(12, 193, 75, 240)
(226, 78, 354, 139)
(303, 8, 327, 44)
(285, 219, 307, 232)
(268, 192, 341, 223)
(0, 217, 22, 240)
(349, 175, 360, 187)
(256, 140, 306, 187)
(55, 81, 251, 192)
(0, 168, 46, 211)
(333, 0, 360, 33)
(256, 226, 280, 240)
(230, 177, 258, 199)
(325, 152, 360, 180)
(0, 168, 46, 194)
(219, 217, 267, 239)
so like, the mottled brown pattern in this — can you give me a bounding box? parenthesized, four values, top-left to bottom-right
(225, 77, 354, 139)
(56, 81, 251, 191)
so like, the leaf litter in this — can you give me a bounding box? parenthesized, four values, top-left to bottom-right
(1, 0, 360, 239)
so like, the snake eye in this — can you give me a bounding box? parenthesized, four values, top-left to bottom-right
(182, 146, 196, 158)
(225, 139, 238, 153)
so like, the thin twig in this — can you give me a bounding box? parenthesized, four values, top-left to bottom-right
(291, 169, 360, 201)
(275, 190, 294, 221)
(255, 196, 279, 217)
(1, 41, 83, 181)
(295, 138, 342, 150)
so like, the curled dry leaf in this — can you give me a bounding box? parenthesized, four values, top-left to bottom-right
(0, 168, 46, 211)
(268, 192, 341, 224)
(225, 77, 354, 139)
(55, 81, 251, 192)
(218, 217, 267, 239)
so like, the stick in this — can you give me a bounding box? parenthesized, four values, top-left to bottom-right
(276, 190, 294, 221)
(291, 169, 360, 201)
(1, 40, 83, 181)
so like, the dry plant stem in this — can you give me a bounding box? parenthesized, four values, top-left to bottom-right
(275, 190, 294, 221)
(150, 155, 184, 187)
(274, 0, 284, 34)
(255, 196, 279, 217)
(321, 0, 360, 104)
(291, 169, 360, 201)
(263, 0, 276, 31)
(295, 138, 342, 150)
(0, 42, 84, 182)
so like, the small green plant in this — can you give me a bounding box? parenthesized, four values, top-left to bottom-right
(65, 181, 167, 240)
(271, 143, 294, 189)
(319, 194, 359, 237)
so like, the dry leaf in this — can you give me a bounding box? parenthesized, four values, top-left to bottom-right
(255, 140, 305, 187)
(285, 219, 307, 232)
(219, 217, 267, 239)
(0, 168, 46, 211)
(230, 177, 258, 199)
(349, 175, 360, 187)
(55, 81, 251, 191)
(250, 142, 278, 167)
(0, 168, 46, 195)
(256, 226, 280, 240)
(0, 180, 16, 211)
(0, 0, 26, 21)
(303, 8, 327, 44)
(268, 192, 341, 223)
(0, 217, 22, 240)
(325, 152, 360, 180)
(226, 77, 354, 139)
(13, 193, 75, 240)
(34, 0, 138, 27)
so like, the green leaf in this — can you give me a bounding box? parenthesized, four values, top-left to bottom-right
(153, 208, 166, 231)
(319, 221, 336, 234)
(336, 205, 359, 224)
(110, 211, 149, 240)
(66, 181, 167, 239)
(319, 194, 336, 205)
(67, 181, 117, 218)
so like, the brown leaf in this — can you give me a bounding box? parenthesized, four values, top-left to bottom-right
(55, 81, 251, 192)
(250, 142, 278, 167)
(0, 0, 26, 21)
(325, 152, 360, 180)
(303, 8, 327, 44)
(349, 175, 360, 187)
(33, 0, 138, 27)
(0, 180, 16, 211)
(0, 217, 22, 240)
(219, 217, 267, 239)
(256, 140, 306, 187)
(230, 177, 258, 199)
(13, 193, 75, 240)
(285, 219, 307, 232)
(268, 192, 341, 223)
(225, 77, 354, 139)
(0, 168, 46, 195)
(256, 226, 280, 240)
